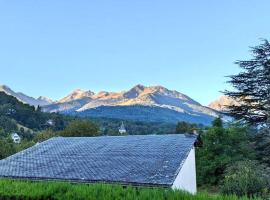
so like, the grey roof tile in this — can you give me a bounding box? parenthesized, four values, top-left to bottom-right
(0, 134, 197, 186)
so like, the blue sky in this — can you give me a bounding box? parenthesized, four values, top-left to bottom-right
(0, 1, 269, 105)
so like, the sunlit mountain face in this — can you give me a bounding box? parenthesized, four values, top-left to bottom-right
(0, 84, 222, 125)
(208, 95, 240, 111)
(42, 84, 220, 125)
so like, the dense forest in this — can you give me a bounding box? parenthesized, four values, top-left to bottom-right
(0, 91, 70, 133)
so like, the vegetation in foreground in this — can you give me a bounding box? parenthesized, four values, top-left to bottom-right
(0, 180, 262, 200)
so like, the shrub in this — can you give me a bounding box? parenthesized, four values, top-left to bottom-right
(222, 160, 270, 198)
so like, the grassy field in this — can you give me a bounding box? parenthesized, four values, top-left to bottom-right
(0, 179, 262, 200)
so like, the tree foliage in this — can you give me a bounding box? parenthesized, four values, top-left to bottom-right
(196, 120, 254, 186)
(92, 117, 176, 135)
(0, 92, 70, 133)
(176, 121, 200, 134)
(253, 128, 270, 167)
(224, 39, 270, 127)
(0, 139, 16, 160)
(222, 160, 270, 198)
(34, 129, 56, 142)
(58, 119, 99, 137)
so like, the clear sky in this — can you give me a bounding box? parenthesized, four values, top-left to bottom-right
(0, 1, 269, 105)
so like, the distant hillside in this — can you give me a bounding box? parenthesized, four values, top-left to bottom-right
(0, 92, 69, 134)
(43, 84, 220, 125)
(75, 105, 216, 125)
(91, 117, 176, 135)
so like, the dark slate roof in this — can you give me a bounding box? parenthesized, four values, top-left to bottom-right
(0, 134, 197, 187)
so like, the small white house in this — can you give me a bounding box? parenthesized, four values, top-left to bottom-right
(46, 119, 54, 126)
(11, 133, 21, 143)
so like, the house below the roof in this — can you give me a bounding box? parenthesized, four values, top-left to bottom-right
(0, 134, 197, 194)
(11, 133, 21, 143)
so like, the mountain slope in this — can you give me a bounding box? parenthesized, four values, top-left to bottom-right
(43, 84, 220, 125)
(42, 89, 94, 113)
(77, 105, 216, 125)
(0, 85, 52, 107)
(59, 89, 94, 103)
(208, 95, 239, 111)
(0, 91, 68, 132)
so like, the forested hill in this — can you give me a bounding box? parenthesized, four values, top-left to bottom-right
(0, 92, 69, 134)
(0, 92, 176, 136)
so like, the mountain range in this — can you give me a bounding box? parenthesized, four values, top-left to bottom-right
(0, 84, 230, 125)
(42, 84, 221, 125)
(0, 85, 53, 107)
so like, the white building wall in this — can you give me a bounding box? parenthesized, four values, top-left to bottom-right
(172, 147, 197, 194)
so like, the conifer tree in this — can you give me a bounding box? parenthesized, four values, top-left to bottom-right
(225, 39, 270, 128)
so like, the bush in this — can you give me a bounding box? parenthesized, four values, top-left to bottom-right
(222, 160, 270, 198)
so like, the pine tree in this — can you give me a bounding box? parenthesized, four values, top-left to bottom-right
(225, 39, 270, 128)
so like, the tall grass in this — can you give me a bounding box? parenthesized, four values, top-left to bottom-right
(0, 179, 262, 200)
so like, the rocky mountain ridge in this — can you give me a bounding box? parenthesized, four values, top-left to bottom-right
(208, 95, 239, 111)
(0, 85, 53, 107)
(42, 84, 220, 124)
(0, 84, 222, 124)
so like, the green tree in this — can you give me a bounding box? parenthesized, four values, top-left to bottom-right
(59, 119, 99, 137)
(176, 121, 197, 134)
(253, 128, 270, 167)
(0, 139, 16, 160)
(0, 116, 17, 132)
(0, 127, 6, 138)
(35, 129, 56, 142)
(196, 122, 254, 186)
(225, 39, 270, 127)
(212, 118, 223, 128)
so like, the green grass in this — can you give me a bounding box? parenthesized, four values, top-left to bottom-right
(0, 179, 262, 200)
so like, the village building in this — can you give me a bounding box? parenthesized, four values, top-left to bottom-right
(46, 119, 54, 126)
(10, 133, 21, 143)
(0, 134, 197, 193)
